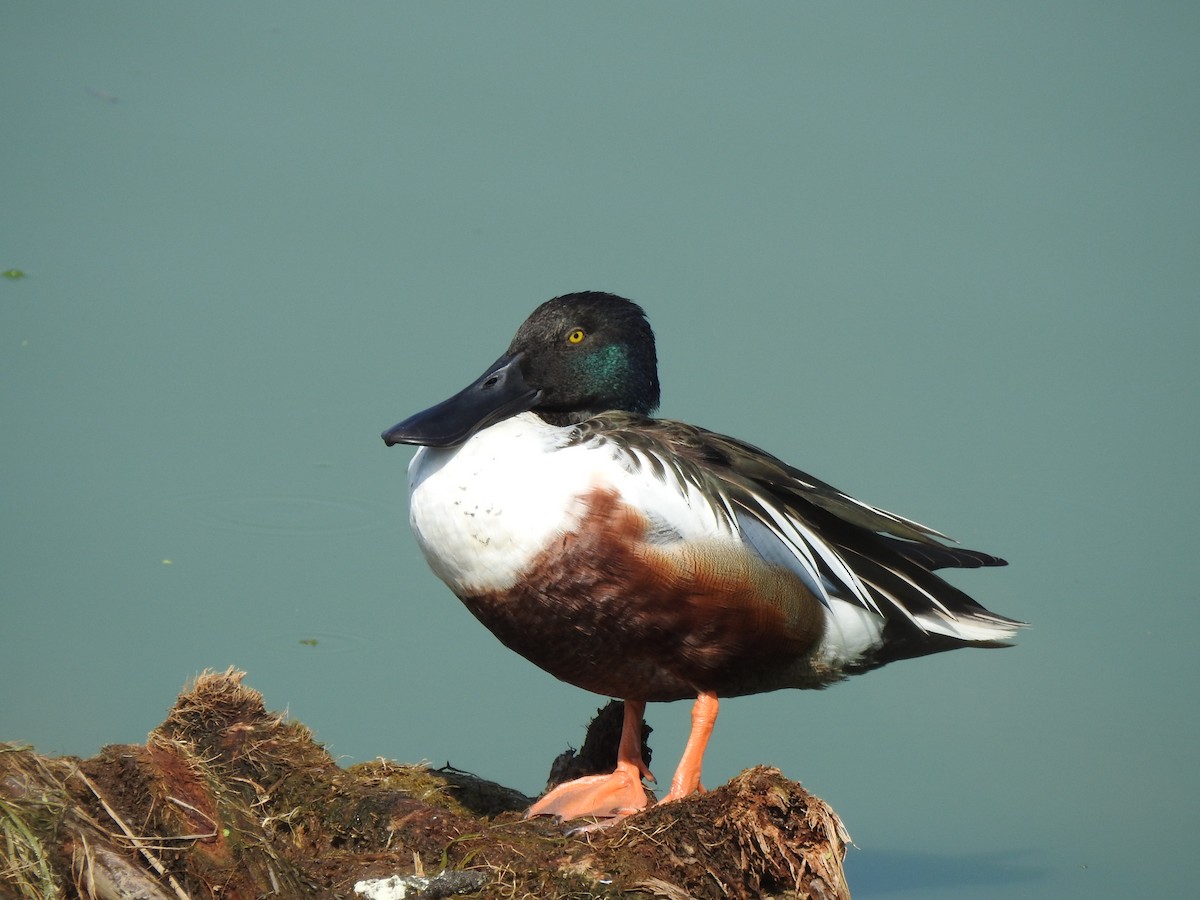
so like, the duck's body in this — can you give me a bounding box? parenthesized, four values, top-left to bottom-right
(409, 412, 831, 703)
(385, 292, 1022, 821)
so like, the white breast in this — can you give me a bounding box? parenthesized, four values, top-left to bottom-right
(405, 412, 734, 596)
(406, 414, 597, 595)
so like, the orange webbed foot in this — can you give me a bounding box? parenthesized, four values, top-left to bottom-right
(657, 779, 706, 805)
(529, 700, 653, 823)
(526, 759, 650, 822)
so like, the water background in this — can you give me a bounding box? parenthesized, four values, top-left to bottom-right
(3, 4, 1197, 897)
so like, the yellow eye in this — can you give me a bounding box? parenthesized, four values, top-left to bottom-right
(567, 328, 585, 345)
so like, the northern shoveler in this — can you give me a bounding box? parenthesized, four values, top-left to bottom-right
(382, 291, 1022, 822)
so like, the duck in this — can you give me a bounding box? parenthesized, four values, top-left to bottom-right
(382, 291, 1023, 822)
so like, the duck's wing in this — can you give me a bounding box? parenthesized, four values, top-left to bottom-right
(660, 424, 957, 545)
(574, 414, 1022, 647)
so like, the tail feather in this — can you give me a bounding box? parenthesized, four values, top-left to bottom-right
(877, 536, 1008, 570)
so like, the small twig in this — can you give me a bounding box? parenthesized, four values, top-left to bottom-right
(76, 830, 98, 899)
(75, 769, 193, 900)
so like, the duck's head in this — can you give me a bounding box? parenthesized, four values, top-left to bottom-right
(383, 291, 660, 448)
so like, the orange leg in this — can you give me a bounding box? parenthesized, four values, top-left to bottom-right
(526, 700, 652, 821)
(659, 691, 719, 804)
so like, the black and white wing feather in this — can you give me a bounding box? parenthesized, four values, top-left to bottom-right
(574, 414, 1023, 657)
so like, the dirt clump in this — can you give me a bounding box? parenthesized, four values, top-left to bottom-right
(0, 669, 849, 898)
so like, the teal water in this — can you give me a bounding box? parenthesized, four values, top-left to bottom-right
(3, 4, 1197, 897)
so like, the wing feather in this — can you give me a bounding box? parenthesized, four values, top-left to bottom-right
(572, 413, 1022, 647)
